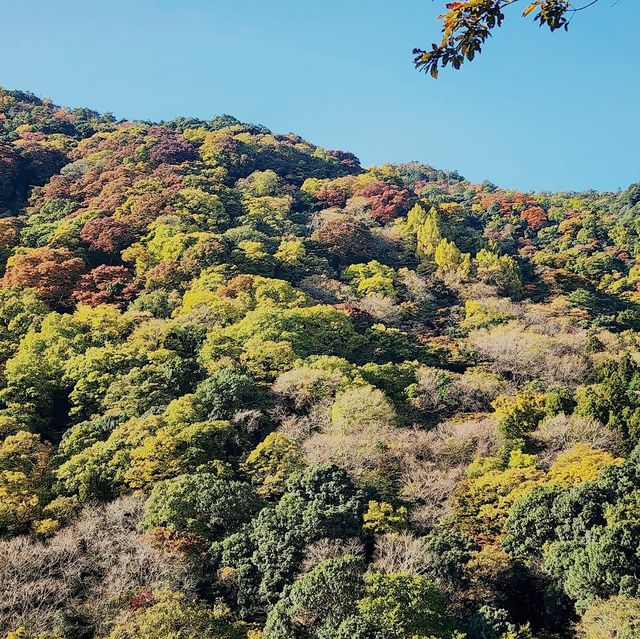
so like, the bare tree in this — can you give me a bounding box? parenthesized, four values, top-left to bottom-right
(0, 495, 196, 636)
(372, 533, 430, 575)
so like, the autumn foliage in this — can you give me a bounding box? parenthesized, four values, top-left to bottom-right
(0, 86, 639, 639)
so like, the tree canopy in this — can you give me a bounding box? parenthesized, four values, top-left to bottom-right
(0, 86, 639, 639)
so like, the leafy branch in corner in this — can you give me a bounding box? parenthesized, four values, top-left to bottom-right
(414, 0, 607, 78)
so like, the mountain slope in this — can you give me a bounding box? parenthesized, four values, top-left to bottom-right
(1, 86, 640, 639)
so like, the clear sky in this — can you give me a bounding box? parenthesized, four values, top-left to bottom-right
(1, 0, 638, 192)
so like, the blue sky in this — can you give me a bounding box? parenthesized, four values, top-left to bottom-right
(1, 0, 638, 192)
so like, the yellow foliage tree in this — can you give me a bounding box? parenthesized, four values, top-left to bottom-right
(242, 432, 305, 498)
(363, 500, 408, 534)
(434, 238, 471, 279)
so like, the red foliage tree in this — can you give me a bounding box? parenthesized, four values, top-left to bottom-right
(40, 174, 75, 202)
(314, 186, 347, 209)
(144, 260, 186, 291)
(327, 150, 361, 172)
(312, 216, 375, 264)
(80, 217, 138, 255)
(521, 206, 548, 231)
(3, 247, 85, 307)
(479, 192, 539, 218)
(218, 274, 255, 299)
(130, 588, 156, 610)
(72, 265, 138, 308)
(356, 181, 410, 222)
(19, 140, 67, 185)
(147, 126, 197, 165)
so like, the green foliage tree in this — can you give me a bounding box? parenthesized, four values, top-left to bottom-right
(578, 595, 640, 638)
(263, 556, 365, 639)
(242, 432, 305, 498)
(0, 431, 51, 536)
(219, 465, 364, 616)
(143, 473, 260, 541)
(105, 590, 246, 639)
(504, 446, 640, 608)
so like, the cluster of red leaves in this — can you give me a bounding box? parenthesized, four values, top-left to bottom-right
(521, 206, 548, 231)
(312, 216, 375, 264)
(3, 247, 85, 307)
(130, 588, 156, 610)
(314, 186, 347, 209)
(479, 192, 539, 217)
(356, 181, 410, 222)
(72, 265, 138, 309)
(218, 274, 255, 299)
(80, 217, 139, 255)
(327, 149, 361, 172)
(146, 126, 197, 166)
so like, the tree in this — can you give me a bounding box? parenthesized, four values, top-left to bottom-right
(124, 421, 235, 489)
(200, 305, 363, 367)
(574, 353, 640, 447)
(362, 500, 408, 534)
(63, 344, 146, 421)
(219, 465, 364, 616)
(143, 473, 260, 541)
(1, 312, 76, 434)
(105, 590, 246, 639)
(0, 431, 52, 537)
(102, 359, 189, 418)
(468, 606, 536, 639)
(72, 265, 138, 308)
(263, 556, 365, 639)
(3, 248, 85, 308)
(434, 238, 471, 278)
(451, 449, 546, 540)
(344, 260, 396, 298)
(242, 432, 305, 498)
(80, 216, 138, 256)
(312, 216, 375, 266)
(5, 628, 66, 639)
(415, 1, 607, 78)
(194, 366, 263, 420)
(503, 448, 640, 608)
(492, 390, 546, 440)
(0, 287, 49, 364)
(345, 571, 455, 639)
(147, 125, 197, 165)
(0, 144, 21, 211)
(578, 595, 640, 638)
(330, 385, 397, 434)
(475, 249, 522, 297)
(356, 181, 410, 223)
(411, 205, 443, 259)
(264, 559, 457, 639)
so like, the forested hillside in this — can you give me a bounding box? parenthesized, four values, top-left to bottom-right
(1, 87, 640, 639)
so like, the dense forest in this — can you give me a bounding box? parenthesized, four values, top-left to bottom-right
(1, 87, 640, 639)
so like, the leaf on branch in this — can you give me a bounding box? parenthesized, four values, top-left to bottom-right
(523, 2, 541, 17)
